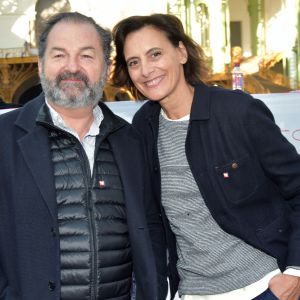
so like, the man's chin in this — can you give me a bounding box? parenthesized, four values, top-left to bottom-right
(59, 88, 88, 101)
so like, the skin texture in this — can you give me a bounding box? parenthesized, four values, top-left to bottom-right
(269, 274, 300, 300)
(124, 25, 194, 120)
(123, 25, 300, 300)
(38, 21, 107, 140)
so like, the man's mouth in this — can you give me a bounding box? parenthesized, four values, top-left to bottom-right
(57, 72, 89, 87)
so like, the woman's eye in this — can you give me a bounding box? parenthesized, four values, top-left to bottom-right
(152, 51, 162, 58)
(128, 60, 138, 67)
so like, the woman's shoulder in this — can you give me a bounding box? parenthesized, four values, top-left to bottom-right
(133, 100, 160, 122)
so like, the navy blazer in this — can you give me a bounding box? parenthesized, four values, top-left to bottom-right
(132, 82, 300, 299)
(0, 94, 165, 300)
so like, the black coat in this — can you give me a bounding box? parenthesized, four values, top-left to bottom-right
(132, 82, 300, 299)
(0, 94, 165, 300)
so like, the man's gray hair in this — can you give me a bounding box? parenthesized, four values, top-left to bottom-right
(38, 12, 112, 67)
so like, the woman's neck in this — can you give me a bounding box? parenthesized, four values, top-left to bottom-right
(160, 84, 194, 120)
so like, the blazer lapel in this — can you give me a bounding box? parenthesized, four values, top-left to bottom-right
(17, 116, 57, 221)
(108, 132, 145, 224)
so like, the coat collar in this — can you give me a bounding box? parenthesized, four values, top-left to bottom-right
(15, 94, 57, 220)
(190, 81, 211, 121)
(14, 94, 128, 221)
(146, 81, 211, 125)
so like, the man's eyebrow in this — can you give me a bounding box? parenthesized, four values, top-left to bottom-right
(49, 46, 96, 52)
(49, 47, 65, 52)
(79, 46, 96, 52)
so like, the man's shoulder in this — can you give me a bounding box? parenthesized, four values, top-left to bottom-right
(0, 106, 21, 126)
(0, 95, 44, 130)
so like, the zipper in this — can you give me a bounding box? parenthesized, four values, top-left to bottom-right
(75, 143, 97, 300)
(40, 122, 99, 299)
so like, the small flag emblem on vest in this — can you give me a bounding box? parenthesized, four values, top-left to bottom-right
(99, 180, 105, 188)
(223, 172, 229, 178)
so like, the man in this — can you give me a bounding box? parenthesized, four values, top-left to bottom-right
(0, 12, 165, 300)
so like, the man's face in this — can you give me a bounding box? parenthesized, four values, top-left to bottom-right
(39, 21, 107, 108)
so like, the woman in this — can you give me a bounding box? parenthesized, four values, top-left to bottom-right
(111, 14, 300, 300)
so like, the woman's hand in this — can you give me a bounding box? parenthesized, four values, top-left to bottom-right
(269, 273, 300, 300)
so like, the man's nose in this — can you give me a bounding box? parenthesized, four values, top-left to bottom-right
(65, 56, 80, 73)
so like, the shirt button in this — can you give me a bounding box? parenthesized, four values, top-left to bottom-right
(231, 162, 239, 169)
(48, 281, 56, 291)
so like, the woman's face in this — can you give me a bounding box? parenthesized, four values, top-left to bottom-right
(123, 26, 188, 102)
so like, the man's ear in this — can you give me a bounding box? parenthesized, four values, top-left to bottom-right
(38, 57, 43, 76)
(178, 41, 188, 64)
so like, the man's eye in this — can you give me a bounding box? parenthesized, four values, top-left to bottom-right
(53, 54, 64, 58)
(82, 55, 93, 59)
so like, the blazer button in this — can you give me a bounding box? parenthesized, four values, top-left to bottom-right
(231, 162, 239, 169)
(51, 227, 56, 237)
(153, 166, 158, 172)
(48, 281, 56, 291)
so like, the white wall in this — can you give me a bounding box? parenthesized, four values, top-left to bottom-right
(0, 0, 167, 49)
(264, 0, 298, 53)
(69, 0, 167, 29)
(228, 0, 251, 56)
(0, 0, 36, 48)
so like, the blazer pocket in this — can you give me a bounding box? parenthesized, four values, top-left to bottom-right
(214, 156, 258, 204)
(255, 216, 290, 257)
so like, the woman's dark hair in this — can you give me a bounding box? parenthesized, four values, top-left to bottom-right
(38, 12, 112, 68)
(111, 13, 210, 99)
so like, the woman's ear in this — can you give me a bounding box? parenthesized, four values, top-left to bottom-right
(178, 41, 188, 64)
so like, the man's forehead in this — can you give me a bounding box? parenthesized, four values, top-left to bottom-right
(48, 21, 100, 40)
(46, 21, 102, 50)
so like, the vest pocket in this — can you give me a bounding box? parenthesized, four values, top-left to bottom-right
(214, 156, 258, 204)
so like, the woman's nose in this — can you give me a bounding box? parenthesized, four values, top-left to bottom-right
(140, 61, 154, 77)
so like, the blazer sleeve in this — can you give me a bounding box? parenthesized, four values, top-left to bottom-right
(144, 172, 168, 300)
(0, 264, 10, 300)
(133, 113, 169, 300)
(245, 97, 300, 268)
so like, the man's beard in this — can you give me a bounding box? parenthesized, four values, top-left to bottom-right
(40, 69, 106, 108)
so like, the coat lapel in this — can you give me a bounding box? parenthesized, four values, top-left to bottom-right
(108, 131, 145, 224)
(16, 96, 57, 221)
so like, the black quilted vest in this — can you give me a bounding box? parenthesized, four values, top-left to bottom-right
(39, 107, 132, 300)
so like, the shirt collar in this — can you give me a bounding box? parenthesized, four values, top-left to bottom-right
(45, 99, 103, 138)
(160, 108, 190, 121)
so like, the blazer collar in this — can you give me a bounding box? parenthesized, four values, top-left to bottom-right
(14, 94, 57, 220)
(15, 93, 45, 132)
(146, 81, 211, 124)
(190, 81, 211, 121)
(15, 95, 129, 221)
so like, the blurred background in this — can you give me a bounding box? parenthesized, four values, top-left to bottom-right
(0, 0, 299, 107)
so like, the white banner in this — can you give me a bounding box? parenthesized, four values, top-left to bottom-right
(108, 93, 300, 155)
(253, 92, 300, 154)
(1, 93, 300, 154)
